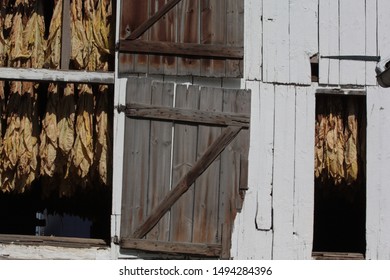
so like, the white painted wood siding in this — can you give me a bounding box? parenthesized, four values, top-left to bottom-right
(366, 86, 390, 259)
(319, 0, 378, 86)
(232, 82, 315, 260)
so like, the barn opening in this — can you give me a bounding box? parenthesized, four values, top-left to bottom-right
(0, 0, 114, 243)
(313, 93, 366, 258)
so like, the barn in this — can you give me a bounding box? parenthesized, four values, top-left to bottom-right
(0, 0, 389, 260)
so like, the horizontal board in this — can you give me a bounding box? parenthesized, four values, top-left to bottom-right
(124, 103, 250, 127)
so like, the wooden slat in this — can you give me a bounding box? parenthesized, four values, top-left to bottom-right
(147, 82, 174, 241)
(132, 125, 242, 239)
(263, 0, 290, 83)
(244, 0, 263, 80)
(365, 0, 378, 85)
(121, 78, 152, 239)
(0, 67, 114, 84)
(255, 82, 274, 230)
(0, 234, 107, 248)
(293, 86, 316, 259)
(319, 0, 340, 85)
(119, 40, 244, 59)
(127, 0, 183, 40)
(61, 0, 71, 70)
(193, 87, 223, 244)
(339, 0, 366, 85)
(200, 0, 227, 77)
(177, 0, 201, 75)
(226, 0, 244, 77)
(272, 85, 296, 259)
(312, 252, 365, 260)
(120, 238, 221, 257)
(125, 103, 250, 127)
(164, 1, 178, 75)
(170, 85, 199, 242)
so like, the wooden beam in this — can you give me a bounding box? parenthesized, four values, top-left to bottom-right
(119, 40, 244, 60)
(126, 0, 183, 40)
(132, 126, 242, 239)
(125, 103, 250, 128)
(0, 67, 114, 84)
(0, 234, 108, 248)
(120, 238, 221, 257)
(61, 0, 71, 70)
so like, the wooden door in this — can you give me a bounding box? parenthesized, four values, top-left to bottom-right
(119, 77, 250, 258)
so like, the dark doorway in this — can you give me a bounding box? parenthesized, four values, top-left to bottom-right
(313, 94, 366, 255)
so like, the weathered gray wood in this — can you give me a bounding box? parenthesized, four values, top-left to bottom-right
(0, 67, 114, 84)
(147, 81, 174, 241)
(121, 77, 152, 239)
(0, 234, 107, 248)
(170, 84, 199, 242)
(61, 0, 71, 70)
(200, 0, 227, 77)
(193, 87, 223, 243)
(125, 103, 250, 127)
(226, 0, 244, 77)
(177, 0, 201, 75)
(149, 0, 167, 75)
(120, 238, 221, 257)
(127, 0, 183, 40)
(119, 40, 244, 59)
(132, 125, 241, 239)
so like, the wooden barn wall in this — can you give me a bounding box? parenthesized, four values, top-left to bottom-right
(231, 82, 316, 260)
(119, 0, 244, 78)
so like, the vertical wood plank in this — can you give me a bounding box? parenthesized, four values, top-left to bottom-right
(226, 0, 244, 77)
(263, 0, 290, 83)
(255, 82, 274, 230)
(170, 84, 199, 242)
(200, 0, 227, 77)
(339, 0, 366, 85)
(193, 87, 223, 244)
(164, 2, 178, 75)
(366, 87, 390, 259)
(219, 88, 250, 256)
(272, 85, 296, 259)
(149, 0, 167, 74)
(319, 0, 340, 85)
(377, 0, 390, 58)
(147, 81, 174, 241)
(366, 0, 378, 85)
(289, 0, 319, 85)
(244, 0, 262, 80)
(293, 86, 316, 260)
(121, 77, 152, 239)
(177, 0, 201, 76)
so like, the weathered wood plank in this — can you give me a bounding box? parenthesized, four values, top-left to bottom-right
(193, 87, 223, 244)
(289, 0, 318, 85)
(121, 77, 152, 239)
(293, 86, 315, 259)
(61, 0, 71, 70)
(170, 84, 199, 242)
(226, 0, 244, 77)
(127, 0, 183, 40)
(319, 0, 340, 85)
(177, 0, 201, 75)
(255, 82, 274, 230)
(147, 82, 174, 241)
(200, 0, 227, 77)
(377, 0, 390, 59)
(366, 0, 378, 85)
(272, 85, 296, 259)
(125, 103, 250, 127)
(366, 87, 390, 259)
(339, 0, 366, 85)
(132, 125, 241, 239)
(164, 1, 178, 75)
(119, 40, 244, 59)
(0, 67, 114, 84)
(263, 0, 290, 83)
(244, 0, 262, 80)
(120, 238, 221, 257)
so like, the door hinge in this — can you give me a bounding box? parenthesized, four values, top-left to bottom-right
(321, 55, 381, 62)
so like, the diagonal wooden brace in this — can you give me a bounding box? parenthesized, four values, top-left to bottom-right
(131, 126, 242, 239)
